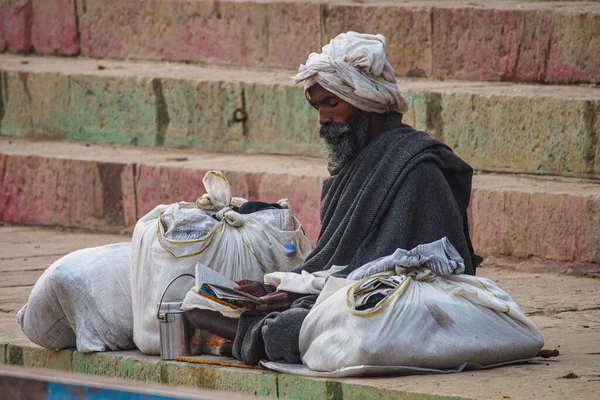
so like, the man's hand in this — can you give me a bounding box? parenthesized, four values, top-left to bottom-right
(233, 280, 302, 313)
(234, 280, 268, 297)
(257, 291, 302, 313)
(234, 280, 268, 310)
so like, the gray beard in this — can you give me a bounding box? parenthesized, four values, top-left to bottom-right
(320, 112, 370, 173)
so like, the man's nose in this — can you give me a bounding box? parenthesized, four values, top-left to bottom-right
(319, 112, 333, 126)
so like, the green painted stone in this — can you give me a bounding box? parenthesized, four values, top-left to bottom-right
(72, 351, 163, 383)
(63, 75, 159, 146)
(0, 71, 34, 138)
(0, 71, 72, 140)
(161, 362, 219, 390)
(404, 90, 443, 141)
(6, 344, 73, 372)
(276, 374, 342, 400)
(189, 80, 245, 153)
(162, 362, 278, 397)
(0, 344, 7, 364)
(216, 367, 278, 397)
(243, 83, 323, 157)
(438, 92, 598, 176)
(160, 78, 199, 149)
(6, 344, 24, 366)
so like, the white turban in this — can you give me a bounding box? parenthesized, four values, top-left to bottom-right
(293, 31, 409, 114)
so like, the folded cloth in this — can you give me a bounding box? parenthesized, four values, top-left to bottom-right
(263, 264, 346, 295)
(347, 237, 465, 280)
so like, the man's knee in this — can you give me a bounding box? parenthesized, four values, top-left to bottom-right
(262, 308, 310, 363)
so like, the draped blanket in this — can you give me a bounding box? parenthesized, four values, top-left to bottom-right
(300, 112, 480, 276)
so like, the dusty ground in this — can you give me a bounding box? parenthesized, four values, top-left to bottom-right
(1, 225, 599, 399)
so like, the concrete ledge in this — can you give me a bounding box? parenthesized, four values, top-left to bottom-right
(1, 1, 598, 84)
(1, 344, 473, 399)
(1, 55, 599, 178)
(2, 137, 600, 265)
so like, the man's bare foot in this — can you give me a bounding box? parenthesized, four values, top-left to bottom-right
(186, 309, 239, 341)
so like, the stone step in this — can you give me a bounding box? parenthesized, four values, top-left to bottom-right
(2, 137, 600, 267)
(1, 0, 598, 84)
(1, 55, 599, 178)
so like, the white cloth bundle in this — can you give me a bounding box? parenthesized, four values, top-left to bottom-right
(299, 271, 544, 374)
(17, 243, 135, 352)
(293, 31, 409, 114)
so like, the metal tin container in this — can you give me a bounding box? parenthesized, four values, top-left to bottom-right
(156, 274, 195, 360)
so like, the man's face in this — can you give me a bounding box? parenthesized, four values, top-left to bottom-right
(308, 84, 357, 126)
(308, 85, 370, 171)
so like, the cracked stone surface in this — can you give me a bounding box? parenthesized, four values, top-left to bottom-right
(0, 225, 599, 399)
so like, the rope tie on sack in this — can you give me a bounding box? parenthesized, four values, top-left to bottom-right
(194, 171, 291, 227)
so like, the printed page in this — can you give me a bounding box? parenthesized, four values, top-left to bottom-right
(195, 262, 263, 304)
(195, 262, 236, 288)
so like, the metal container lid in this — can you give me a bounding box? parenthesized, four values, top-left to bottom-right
(157, 301, 184, 318)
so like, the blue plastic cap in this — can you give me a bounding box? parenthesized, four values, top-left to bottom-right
(284, 243, 297, 255)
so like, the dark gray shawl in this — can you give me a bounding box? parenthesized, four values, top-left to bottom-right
(299, 112, 480, 276)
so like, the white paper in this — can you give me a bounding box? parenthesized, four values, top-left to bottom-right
(195, 263, 262, 304)
(195, 263, 236, 288)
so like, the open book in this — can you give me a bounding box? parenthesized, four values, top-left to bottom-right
(195, 262, 263, 304)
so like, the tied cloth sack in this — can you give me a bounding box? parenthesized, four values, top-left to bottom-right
(132, 170, 312, 355)
(299, 258, 544, 374)
(17, 243, 134, 352)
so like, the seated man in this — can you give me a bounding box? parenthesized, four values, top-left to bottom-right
(187, 31, 482, 365)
